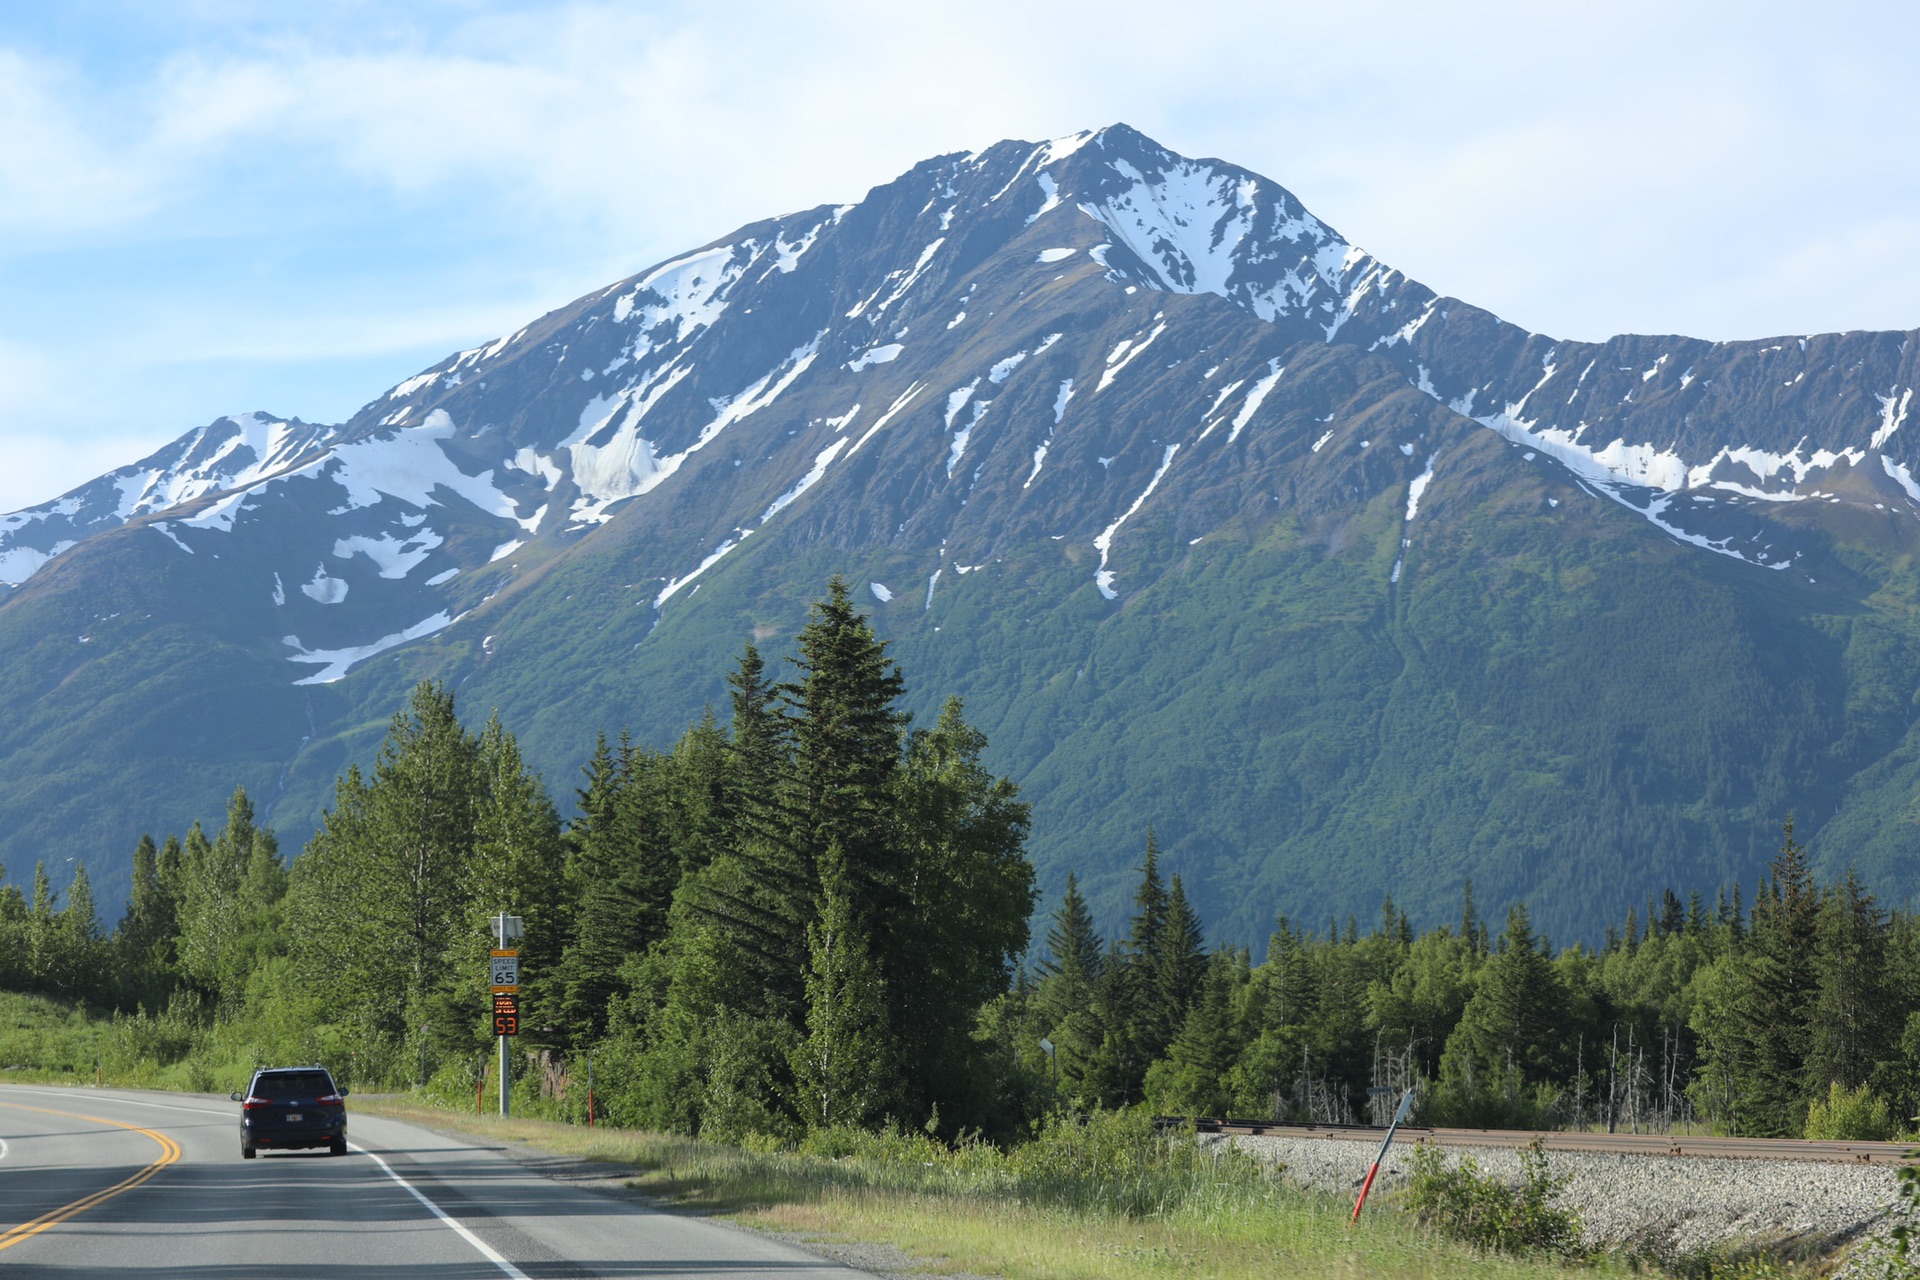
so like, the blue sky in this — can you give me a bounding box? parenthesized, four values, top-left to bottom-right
(3, 1, 1918, 513)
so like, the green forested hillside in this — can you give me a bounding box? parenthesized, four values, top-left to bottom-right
(227, 409, 1920, 948)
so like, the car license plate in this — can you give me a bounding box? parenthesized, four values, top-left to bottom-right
(287, 1113, 302, 1122)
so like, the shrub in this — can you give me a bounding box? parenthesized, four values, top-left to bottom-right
(1804, 1081, 1896, 1142)
(1403, 1137, 1583, 1257)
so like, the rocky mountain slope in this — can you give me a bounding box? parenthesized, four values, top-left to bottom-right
(4, 124, 1918, 942)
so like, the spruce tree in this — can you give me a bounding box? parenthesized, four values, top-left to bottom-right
(885, 697, 1034, 1123)
(1153, 874, 1207, 1051)
(781, 577, 908, 907)
(1121, 830, 1174, 1066)
(1039, 873, 1102, 991)
(24, 862, 56, 990)
(1149, 953, 1242, 1115)
(791, 846, 893, 1129)
(56, 865, 101, 1000)
(455, 714, 567, 1052)
(1805, 868, 1891, 1094)
(1440, 904, 1565, 1088)
(1726, 817, 1822, 1135)
(559, 740, 680, 1041)
(682, 645, 810, 1014)
(1035, 872, 1104, 1090)
(292, 681, 482, 1047)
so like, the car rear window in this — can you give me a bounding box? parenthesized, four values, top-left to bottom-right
(253, 1071, 334, 1098)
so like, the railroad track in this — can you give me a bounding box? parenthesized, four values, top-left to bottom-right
(1167, 1117, 1916, 1165)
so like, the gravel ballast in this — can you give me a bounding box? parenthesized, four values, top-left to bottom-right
(1211, 1131, 1909, 1262)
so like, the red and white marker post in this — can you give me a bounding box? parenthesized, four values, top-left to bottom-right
(1350, 1087, 1416, 1225)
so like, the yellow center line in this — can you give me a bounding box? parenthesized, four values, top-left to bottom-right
(0, 1101, 182, 1252)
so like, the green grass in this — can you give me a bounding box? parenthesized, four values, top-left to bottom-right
(352, 1096, 1625, 1280)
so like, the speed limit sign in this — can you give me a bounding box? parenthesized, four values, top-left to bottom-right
(490, 950, 520, 991)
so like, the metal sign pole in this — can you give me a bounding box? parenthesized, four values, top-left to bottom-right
(1350, 1087, 1416, 1225)
(490, 911, 523, 1119)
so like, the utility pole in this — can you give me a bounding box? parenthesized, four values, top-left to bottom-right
(491, 912, 523, 1117)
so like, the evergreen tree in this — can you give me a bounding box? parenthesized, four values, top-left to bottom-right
(292, 681, 482, 1048)
(451, 714, 568, 1054)
(1805, 868, 1891, 1094)
(790, 847, 893, 1129)
(56, 864, 101, 1001)
(1722, 817, 1822, 1135)
(682, 646, 810, 1017)
(24, 862, 56, 990)
(120, 835, 164, 952)
(559, 739, 680, 1041)
(1440, 904, 1565, 1088)
(1148, 953, 1243, 1115)
(781, 577, 908, 909)
(1152, 874, 1207, 1051)
(177, 789, 284, 1008)
(667, 709, 732, 876)
(885, 697, 1034, 1124)
(1038, 873, 1102, 991)
(1035, 873, 1104, 1092)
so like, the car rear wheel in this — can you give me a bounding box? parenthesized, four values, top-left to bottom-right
(241, 1140, 256, 1160)
(329, 1136, 347, 1157)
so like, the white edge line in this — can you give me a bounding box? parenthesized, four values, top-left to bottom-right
(354, 1144, 530, 1280)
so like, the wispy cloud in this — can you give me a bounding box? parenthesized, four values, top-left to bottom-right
(1, 0, 1918, 511)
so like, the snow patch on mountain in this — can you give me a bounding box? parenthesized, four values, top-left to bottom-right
(1097, 322, 1168, 393)
(334, 530, 444, 579)
(1227, 360, 1285, 444)
(762, 438, 850, 523)
(1054, 378, 1076, 424)
(283, 610, 457, 685)
(1405, 456, 1437, 520)
(300, 564, 349, 604)
(1093, 443, 1180, 600)
(1874, 388, 1913, 450)
(848, 343, 904, 371)
(655, 532, 751, 609)
(611, 244, 743, 352)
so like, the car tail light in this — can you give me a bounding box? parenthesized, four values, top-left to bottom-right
(316, 1094, 343, 1106)
(243, 1098, 270, 1113)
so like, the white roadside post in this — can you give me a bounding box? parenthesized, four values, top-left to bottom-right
(490, 912, 524, 1117)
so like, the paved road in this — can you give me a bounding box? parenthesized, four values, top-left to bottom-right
(0, 1084, 874, 1278)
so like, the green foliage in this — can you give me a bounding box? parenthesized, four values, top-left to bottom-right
(1403, 1138, 1583, 1258)
(1802, 1080, 1897, 1141)
(790, 859, 894, 1129)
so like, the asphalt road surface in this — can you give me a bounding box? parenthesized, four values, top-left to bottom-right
(0, 1084, 875, 1278)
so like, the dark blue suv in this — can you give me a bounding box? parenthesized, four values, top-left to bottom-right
(232, 1067, 349, 1158)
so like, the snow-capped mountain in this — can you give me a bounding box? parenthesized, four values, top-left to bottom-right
(4, 124, 1918, 940)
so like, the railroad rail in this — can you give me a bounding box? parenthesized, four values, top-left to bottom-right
(1162, 1117, 1917, 1165)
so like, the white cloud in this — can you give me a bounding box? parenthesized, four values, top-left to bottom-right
(1, 0, 1918, 508)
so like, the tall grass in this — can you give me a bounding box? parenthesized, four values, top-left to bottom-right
(354, 1097, 1622, 1280)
